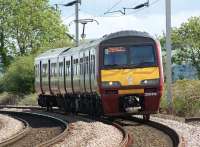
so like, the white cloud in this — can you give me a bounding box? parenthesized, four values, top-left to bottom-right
(62, 10, 200, 39)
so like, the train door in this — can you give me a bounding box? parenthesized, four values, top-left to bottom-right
(65, 56, 72, 93)
(70, 56, 74, 93)
(84, 49, 90, 92)
(79, 52, 85, 93)
(41, 59, 49, 94)
(48, 59, 52, 94)
(39, 61, 43, 94)
(90, 48, 96, 92)
(58, 56, 65, 94)
(72, 54, 79, 93)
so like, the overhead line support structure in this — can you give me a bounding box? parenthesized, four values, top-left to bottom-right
(165, 0, 173, 113)
(63, 0, 81, 47)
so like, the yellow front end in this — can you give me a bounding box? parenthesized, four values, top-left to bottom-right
(101, 67, 159, 93)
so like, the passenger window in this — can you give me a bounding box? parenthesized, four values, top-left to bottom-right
(66, 61, 71, 76)
(59, 62, 63, 77)
(73, 59, 75, 75)
(93, 56, 95, 74)
(76, 59, 78, 75)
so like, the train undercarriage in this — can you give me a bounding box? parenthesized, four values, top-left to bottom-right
(38, 93, 103, 116)
(38, 94, 151, 120)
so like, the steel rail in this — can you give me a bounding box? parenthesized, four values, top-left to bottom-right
(111, 116, 180, 147)
(185, 117, 200, 123)
(0, 115, 30, 147)
(0, 110, 68, 147)
(0, 105, 44, 110)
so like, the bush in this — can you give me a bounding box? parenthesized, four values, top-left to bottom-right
(0, 92, 17, 105)
(2, 55, 34, 95)
(160, 80, 200, 117)
(17, 93, 37, 106)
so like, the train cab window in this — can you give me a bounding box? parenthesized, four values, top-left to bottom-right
(104, 47, 128, 66)
(129, 45, 156, 66)
(103, 46, 156, 67)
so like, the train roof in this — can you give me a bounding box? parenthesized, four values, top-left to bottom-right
(62, 30, 154, 55)
(61, 39, 102, 56)
(35, 30, 155, 60)
(102, 30, 154, 41)
(35, 47, 69, 61)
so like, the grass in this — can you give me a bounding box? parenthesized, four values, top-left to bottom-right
(0, 92, 16, 105)
(17, 93, 37, 106)
(0, 92, 37, 106)
(160, 80, 200, 117)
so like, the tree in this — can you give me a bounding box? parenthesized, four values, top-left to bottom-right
(160, 17, 200, 79)
(0, 0, 14, 70)
(2, 55, 34, 95)
(0, 0, 71, 69)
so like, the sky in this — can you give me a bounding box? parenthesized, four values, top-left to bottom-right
(49, 0, 200, 39)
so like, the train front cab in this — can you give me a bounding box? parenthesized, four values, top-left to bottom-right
(98, 36, 164, 119)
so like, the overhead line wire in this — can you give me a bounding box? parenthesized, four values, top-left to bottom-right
(104, 0, 124, 14)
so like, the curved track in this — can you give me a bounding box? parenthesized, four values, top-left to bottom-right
(0, 105, 180, 147)
(185, 117, 200, 127)
(0, 116, 29, 147)
(185, 117, 200, 122)
(107, 116, 180, 147)
(0, 111, 68, 147)
(0, 106, 130, 147)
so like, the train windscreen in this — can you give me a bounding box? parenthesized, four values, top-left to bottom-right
(103, 45, 156, 67)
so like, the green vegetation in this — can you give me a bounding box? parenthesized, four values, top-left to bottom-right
(0, 92, 37, 105)
(0, 0, 71, 71)
(160, 16, 200, 79)
(2, 56, 34, 95)
(17, 93, 37, 106)
(160, 80, 200, 117)
(0, 0, 71, 104)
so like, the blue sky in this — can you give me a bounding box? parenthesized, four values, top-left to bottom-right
(49, 0, 200, 39)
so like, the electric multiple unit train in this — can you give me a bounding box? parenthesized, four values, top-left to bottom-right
(35, 30, 164, 120)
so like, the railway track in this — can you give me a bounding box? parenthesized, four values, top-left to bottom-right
(106, 116, 180, 147)
(0, 106, 130, 147)
(0, 105, 181, 147)
(185, 117, 200, 126)
(0, 110, 68, 147)
(0, 116, 30, 147)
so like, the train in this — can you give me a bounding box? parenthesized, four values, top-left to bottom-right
(34, 30, 164, 120)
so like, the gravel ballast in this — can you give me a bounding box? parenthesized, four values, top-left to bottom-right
(0, 114, 24, 142)
(151, 117, 200, 147)
(53, 121, 123, 147)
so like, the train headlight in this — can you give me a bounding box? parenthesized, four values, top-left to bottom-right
(140, 79, 159, 86)
(101, 81, 121, 88)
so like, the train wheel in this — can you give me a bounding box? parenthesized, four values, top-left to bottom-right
(143, 114, 150, 121)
